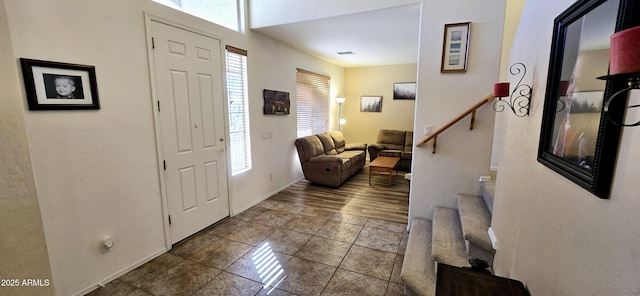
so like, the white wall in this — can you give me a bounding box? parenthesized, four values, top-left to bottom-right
(0, 1, 54, 295)
(342, 64, 417, 144)
(410, 0, 505, 219)
(248, 0, 420, 28)
(491, 0, 640, 294)
(2, 1, 343, 295)
(231, 31, 344, 214)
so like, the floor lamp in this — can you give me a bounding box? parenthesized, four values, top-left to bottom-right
(336, 97, 346, 131)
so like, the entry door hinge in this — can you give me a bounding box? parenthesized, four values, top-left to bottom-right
(152, 37, 155, 49)
(157, 101, 160, 111)
(168, 215, 172, 225)
(163, 160, 166, 170)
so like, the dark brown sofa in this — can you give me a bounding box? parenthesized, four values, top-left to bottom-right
(368, 129, 413, 171)
(295, 131, 367, 187)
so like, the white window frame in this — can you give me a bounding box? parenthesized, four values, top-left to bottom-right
(152, 0, 242, 32)
(225, 46, 251, 175)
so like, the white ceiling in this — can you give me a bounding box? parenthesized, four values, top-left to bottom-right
(251, 4, 421, 68)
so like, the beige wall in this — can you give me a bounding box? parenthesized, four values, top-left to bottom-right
(0, 1, 54, 295)
(490, 0, 526, 171)
(342, 64, 417, 145)
(492, 0, 640, 294)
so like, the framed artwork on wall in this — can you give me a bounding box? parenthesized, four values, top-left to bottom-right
(20, 58, 100, 110)
(263, 89, 290, 115)
(393, 82, 416, 100)
(361, 96, 382, 112)
(441, 22, 471, 73)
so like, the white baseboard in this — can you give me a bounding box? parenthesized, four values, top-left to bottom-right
(73, 248, 167, 296)
(230, 177, 304, 217)
(488, 227, 498, 250)
(479, 175, 492, 182)
(76, 176, 304, 296)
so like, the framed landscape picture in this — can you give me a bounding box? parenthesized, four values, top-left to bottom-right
(361, 96, 382, 112)
(263, 89, 290, 115)
(393, 82, 416, 100)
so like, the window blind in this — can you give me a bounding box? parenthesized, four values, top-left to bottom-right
(296, 68, 330, 138)
(225, 45, 251, 175)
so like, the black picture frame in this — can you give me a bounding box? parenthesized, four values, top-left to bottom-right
(393, 82, 416, 100)
(441, 22, 471, 73)
(537, 0, 640, 199)
(263, 89, 290, 115)
(20, 58, 100, 110)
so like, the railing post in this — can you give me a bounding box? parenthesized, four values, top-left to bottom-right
(470, 110, 476, 130)
(432, 136, 437, 153)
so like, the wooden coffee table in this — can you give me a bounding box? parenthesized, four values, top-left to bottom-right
(369, 156, 400, 185)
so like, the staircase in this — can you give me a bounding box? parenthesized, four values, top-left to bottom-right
(401, 177, 496, 296)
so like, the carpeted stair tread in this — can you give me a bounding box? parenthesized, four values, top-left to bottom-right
(457, 193, 494, 253)
(401, 218, 436, 296)
(432, 206, 469, 267)
(480, 179, 495, 214)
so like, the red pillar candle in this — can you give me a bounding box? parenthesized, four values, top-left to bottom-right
(610, 26, 640, 75)
(493, 82, 510, 97)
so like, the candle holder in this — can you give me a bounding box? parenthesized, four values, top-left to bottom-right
(493, 63, 532, 117)
(597, 72, 640, 126)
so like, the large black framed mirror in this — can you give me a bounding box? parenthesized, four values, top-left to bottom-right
(538, 0, 640, 199)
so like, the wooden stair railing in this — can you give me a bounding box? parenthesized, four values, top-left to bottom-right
(416, 93, 494, 153)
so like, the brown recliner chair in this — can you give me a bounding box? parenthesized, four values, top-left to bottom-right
(368, 129, 413, 171)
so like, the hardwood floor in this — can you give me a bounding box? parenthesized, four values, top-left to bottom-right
(269, 165, 410, 223)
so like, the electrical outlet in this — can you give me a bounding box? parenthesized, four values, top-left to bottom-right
(269, 174, 273, 181)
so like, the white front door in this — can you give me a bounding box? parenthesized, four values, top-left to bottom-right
(151, 20, 229, 244)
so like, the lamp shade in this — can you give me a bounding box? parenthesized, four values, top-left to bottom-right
(335, 97, 346, 104)
(610, 26, 640, 75)
(493, 82, 510, 97)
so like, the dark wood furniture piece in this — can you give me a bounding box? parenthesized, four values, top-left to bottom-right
(436, 264, 529, 296)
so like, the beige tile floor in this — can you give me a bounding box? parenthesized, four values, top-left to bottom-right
(87, 198, 409, 296)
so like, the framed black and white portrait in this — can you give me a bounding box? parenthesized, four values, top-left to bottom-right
(20, 58, 100, 110)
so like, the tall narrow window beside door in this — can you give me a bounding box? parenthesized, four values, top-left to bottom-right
(296, 69, 330, 138)
(225, 46, 251, 175)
